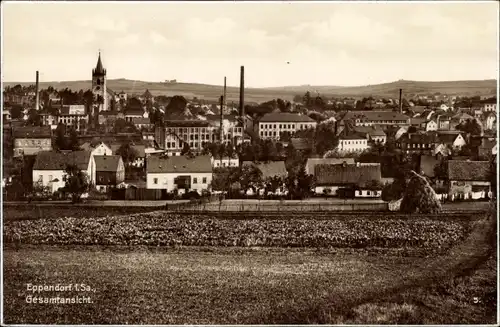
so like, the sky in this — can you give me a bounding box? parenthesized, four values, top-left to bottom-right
(2, 1, 499, 88)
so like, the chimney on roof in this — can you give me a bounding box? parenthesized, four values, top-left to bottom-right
(35, 71, 40, 111)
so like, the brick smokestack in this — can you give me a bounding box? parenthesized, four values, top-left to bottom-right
(239, 66, 245, 127)
(35, 71, 40, 110)
(399, 88, 403, 113)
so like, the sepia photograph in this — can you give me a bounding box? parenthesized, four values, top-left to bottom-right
(1, 0, 498, 325)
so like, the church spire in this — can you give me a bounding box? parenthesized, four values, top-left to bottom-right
(93, 51, 106, 75)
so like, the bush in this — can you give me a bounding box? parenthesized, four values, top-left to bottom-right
(400, 171, 442, 214)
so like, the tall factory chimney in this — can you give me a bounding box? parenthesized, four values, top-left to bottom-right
(399, 88, 403, 113)
(239, 66, 245, 129)
(35, 71, 40, 110)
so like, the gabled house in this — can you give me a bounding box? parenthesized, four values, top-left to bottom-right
(436, 132, 466, 150)
(447, 160, 491, 198)
(124, 109, 148, 122)
(32, 150, 92, 193)
(13, 126, 52, 157)
(146, 155, 212, 194)
(410, 118, 438, 132)
(93, 155, 125, 192)
(314, 162, 382, 198)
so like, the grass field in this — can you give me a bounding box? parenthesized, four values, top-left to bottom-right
(2, 207, 496, 324)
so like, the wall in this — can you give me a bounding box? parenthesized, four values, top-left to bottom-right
(14, 138, 52, 156)
(449, 180, 490, 195)
(32, 170, 65, 193)
(337, 139, 369, 152)
(147, 172, 212, 192)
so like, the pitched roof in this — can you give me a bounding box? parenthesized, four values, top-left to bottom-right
(343, 111, 410, 122)
(94, 155, 122, 172)
(124, 109, 144, 116)
(315, 163, 382, 186)
(13, 126, 51, 138)
(259, 112, 315, 123)
(131, 117, 151, 125)
(448, 160, 490, 181)
(437, 132, 462, 145)
(242, 161, 287, 178)
(164, 120, 211, 128)
(410, 117, 427, 126)
(147, 155, 212, 173)
(306, 158, 355, 175)
(352, 125, 386, 137)
(411, 106, 428, 113)
(93, 52, 106, 75)
(339, 132, 366, 140)
(402, 133, 439, 144)
(33, 150, 92, 170)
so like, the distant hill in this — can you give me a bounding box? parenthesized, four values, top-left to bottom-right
(3, 78, 496, 102)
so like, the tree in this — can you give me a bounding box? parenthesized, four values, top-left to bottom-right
(166, 95, 188, 115)
(456, 119, 482, 136)
(116, 142, 138, 167)
(26, 109, 42, 126)
(264, 176, 284, 195)
(294, 167, 314, 199)
(400, 171, 442, 214)
(239, 164, 263, 194)
(10, 105, 23, 119)
(68, 128, 80, 151)
(181, 142, 191, 156)
(63, 164, 89, 203)
(54, 123, 67, 150)
(433, 160, 448, 181)
(127, 97, 143, 110)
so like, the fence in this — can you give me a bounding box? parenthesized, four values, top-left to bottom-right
(169, 201, 389, 212)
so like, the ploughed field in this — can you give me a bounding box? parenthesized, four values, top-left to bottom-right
(3, 209, 496, 324)
(4, 211, 474, 254)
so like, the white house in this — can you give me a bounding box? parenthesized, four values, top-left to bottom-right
(425, 120, 438, 131)
(211, 156, 239, 168)
(439, 104, 449, 111)
(485, 113, 496, 130)
(32, 151, 92, 193)
(258, 112, 317, 140)
(80, 142, 114, 184)
(146, 155, 212, 194)
(483, 102, 497, 112)
(336, 133, 369, 153)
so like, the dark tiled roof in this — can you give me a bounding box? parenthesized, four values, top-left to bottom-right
(33, 150, 91, 170)
(125, 109, 144, 116)
(306, 158, 355, 175)
(315, 163, 382, 186)
(411, 106, 428, 113)
(242, 161, 287, 178)
(259, 112, 315, 123)
(131, 117, 151, 125)
(165, 120, 211, 128)
(352, 125, 386, 137)
(448, 160, 490, 181)
(13, 126, 51, 138)
(147, 155, 212, 173)
(343, 111, 410, 122)
(94, 155, 122, 172)
(339, 132, 366, 140)
(437, 132, 463, 145)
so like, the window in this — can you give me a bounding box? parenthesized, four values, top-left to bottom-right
(153, 178, 158, 184)
(163, 178, 168, 185)
(38, 175, 43, 183)
(48, 175, 53, 182)
(202, 177, 207, 184)
(193, 177, 198, 184)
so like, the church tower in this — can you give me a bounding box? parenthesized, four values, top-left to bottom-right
(92, 52, 107, 113)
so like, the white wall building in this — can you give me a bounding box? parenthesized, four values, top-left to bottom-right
(336, 134, 369, 153)
(146, 155, 212, 194)
(258, 112, 317, 140)
(211, 157, 239, 168)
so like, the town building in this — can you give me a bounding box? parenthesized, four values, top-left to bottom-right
(32, 150, 92, 193)
(341, 111, 410, 127)
(211, 156, 239, 168)
(258, 112, 316, 140)
(482, 99, 497, 112)
(13, 126, 52, 157)
(93, 155, 125, 192)
(352, 125, 387, 144)
(447, 160, 491, 199)
(241, 160, 287, 194)
(410, 118, 438, 132)
(336, 133, 369, 153)
(146, 155, 212, 194)
(58, 105, 88, 131)
(125, 109, 148, 122)
(314, 162, 382, 197)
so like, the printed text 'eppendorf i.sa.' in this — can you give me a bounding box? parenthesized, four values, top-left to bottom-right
(25, 283, 95, 304)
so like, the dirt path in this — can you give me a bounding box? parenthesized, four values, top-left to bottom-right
(265, 210, 497, 324)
